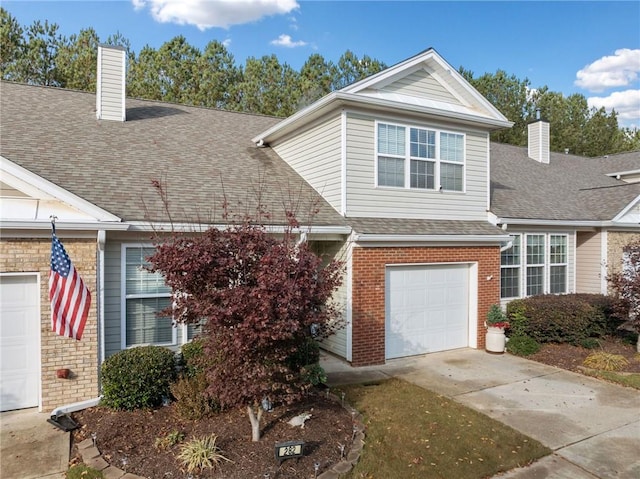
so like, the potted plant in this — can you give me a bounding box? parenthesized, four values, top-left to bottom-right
(485, 304, 510, 353)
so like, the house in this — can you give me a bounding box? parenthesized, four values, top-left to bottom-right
(1, 46, 637, 413)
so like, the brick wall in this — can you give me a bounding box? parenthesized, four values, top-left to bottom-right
(0, 237, 99, 411)
(351, 245, 500, 366)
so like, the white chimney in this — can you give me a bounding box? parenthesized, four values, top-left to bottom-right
(96, 45, 126, 122)
(527, 111, 549, 164)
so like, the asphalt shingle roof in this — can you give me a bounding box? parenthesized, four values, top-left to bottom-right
(490, 143, 640, 221)
(0, 81, 348, 227)
(348, 217, 505, 236)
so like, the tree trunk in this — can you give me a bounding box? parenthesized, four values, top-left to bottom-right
(247, 405, 264, 442)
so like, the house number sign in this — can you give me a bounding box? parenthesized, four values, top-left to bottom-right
(274, 440, 305, 463)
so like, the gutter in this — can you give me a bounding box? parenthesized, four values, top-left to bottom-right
(353, 233, 509, 245)
(48, 396, 102, 431)
(127, 221, 352, 236)
(0, 221, 129, 231)
(496, 218, 640, 229)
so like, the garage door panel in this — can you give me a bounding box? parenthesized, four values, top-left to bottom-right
(0, 275, 40, 412)
(386, 264, 469, 359)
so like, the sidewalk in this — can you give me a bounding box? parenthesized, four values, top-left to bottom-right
(321, 348, 640, 479)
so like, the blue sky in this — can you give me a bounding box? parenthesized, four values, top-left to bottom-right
(5, 1, 640, 126)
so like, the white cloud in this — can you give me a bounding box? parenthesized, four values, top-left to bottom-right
(588, 89, 640, 126)
(270, 34, 306, 48)
(132, 0, 299, 30)
(575, 48, 640, 92)
(222, 38, 232, 48)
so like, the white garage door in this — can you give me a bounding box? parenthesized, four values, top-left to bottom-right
(386, 264, 469, 359)
(0, 274, 40, 412)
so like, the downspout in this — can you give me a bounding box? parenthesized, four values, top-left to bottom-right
(48, 230, 107, 429)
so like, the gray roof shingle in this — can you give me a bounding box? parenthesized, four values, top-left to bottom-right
(348, 217, 505, 236)
(490, 143, 640, 221)
(0, 81, 348, 227)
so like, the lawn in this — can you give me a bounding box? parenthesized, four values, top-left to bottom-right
(339, 378, 551, 479)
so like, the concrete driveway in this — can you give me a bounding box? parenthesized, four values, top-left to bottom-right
(321, 348, 640, 479)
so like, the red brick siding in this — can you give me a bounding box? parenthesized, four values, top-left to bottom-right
(351, 246, 500, 366)
(1, 237, 99, 411)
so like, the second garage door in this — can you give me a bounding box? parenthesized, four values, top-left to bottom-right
(386, 264, 469, 359)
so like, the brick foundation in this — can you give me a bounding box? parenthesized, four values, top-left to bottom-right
(351, 246, 500, 366)
(1, 237, 99, 411)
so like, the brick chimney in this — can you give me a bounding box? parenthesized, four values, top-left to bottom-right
(96, 45, 126, 121)
(528, 110, 549, 164)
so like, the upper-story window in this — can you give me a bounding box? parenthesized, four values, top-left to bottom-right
(377, 122, 465, 192)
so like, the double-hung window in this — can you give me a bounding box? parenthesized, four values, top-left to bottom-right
(500, 233, 568, 299)
(122, 245, 175, 348)
(377, 122, 465, 192)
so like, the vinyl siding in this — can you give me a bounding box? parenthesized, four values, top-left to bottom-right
(345, 113, 489, 220)
(576, 230, 604, 294)
(380, 69, 458, 103)
(97, 47, 124, 121)
(271, 114, 343, 212)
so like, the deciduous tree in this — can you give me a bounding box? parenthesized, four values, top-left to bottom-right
(146, 219, 344, 441)
(607, 241, 640, 352)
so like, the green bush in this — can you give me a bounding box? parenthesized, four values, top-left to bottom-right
(101, 346, 177, 410)
(506, 335, 541, 356)
(286, 336, 320, 372)
(170, 372, 219, 420)
(180, 338, 206, 378)
(506, 294, 615, 344)
(579, 337, 601, 349)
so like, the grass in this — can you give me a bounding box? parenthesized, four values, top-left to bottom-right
(339, 378, 551, 479)
(580, 369, 640, 389)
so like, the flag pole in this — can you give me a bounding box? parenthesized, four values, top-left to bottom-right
(50, 215, 57, 235)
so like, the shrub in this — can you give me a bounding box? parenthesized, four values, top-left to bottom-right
(286, 336, 321, 372)
(583, 352, 629, 371)
(180, 338, 206, 378)
(300, 363, 327, 386)
(170, 372, 219, 420)
(506, 335, 541, 356)
(579, 337, 601, 349)
(486, 304, 509, 329)
(506, 294, 613, 344)
(177, 434, 232, 473)
(154, 430, 185, 450)
(101, 346, 177, 410)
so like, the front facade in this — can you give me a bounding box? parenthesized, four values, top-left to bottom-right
(1, 46, 638, 412)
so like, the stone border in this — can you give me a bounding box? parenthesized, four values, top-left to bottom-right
(75, 393, 366, 479)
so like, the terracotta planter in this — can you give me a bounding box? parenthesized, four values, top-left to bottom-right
(56, 368, 70, 379)
(485, 327, 506, 353)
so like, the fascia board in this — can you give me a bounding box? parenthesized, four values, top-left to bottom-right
(1, 156, 122, 223)
(126, 221, 351, 235)
(497, 217, 640, 229)
(0, 220, 129, 231)
(254, 92, 513, 144)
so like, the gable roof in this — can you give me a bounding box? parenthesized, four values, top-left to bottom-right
(490, 142, 640, 223)
(0, 81, 349, 230)
(253, 48, 513, 145)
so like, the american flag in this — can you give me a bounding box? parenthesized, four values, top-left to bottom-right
(49, 232, 91, 340)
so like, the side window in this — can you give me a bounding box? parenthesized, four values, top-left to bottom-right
(122, 246, 175, 348)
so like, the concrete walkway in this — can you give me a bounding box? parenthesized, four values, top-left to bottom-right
(0, 408, 67, 479)
(2, 348, 638, 479)
(321, 348, 640, 479)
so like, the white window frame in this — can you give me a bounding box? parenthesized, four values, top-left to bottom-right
(121, 244, 177, 349)
(500, 233, 569, 299)
(375, 120, 466, 192)
(500, 234, 521, 299)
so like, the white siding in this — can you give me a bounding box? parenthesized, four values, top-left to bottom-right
(312, 240, 348, 359)
(345, 114, 490, 220)
(97, 46, 125, 122)
(576, 230, 604, 294)
(272, 114, 343, 212)
(380, 69, 458, 103)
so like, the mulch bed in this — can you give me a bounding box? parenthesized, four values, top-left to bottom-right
(71, 391, 353, 479)
(527, 336, 640, 373)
